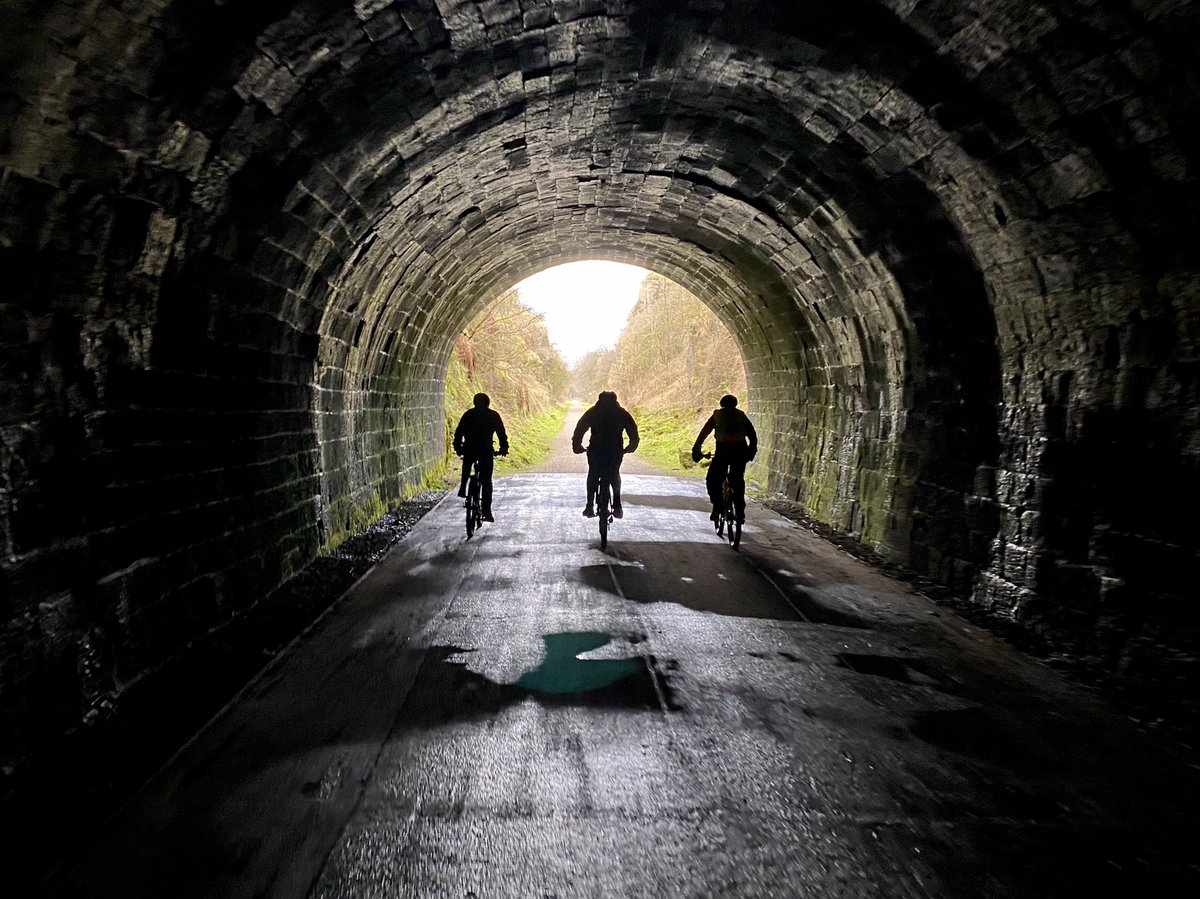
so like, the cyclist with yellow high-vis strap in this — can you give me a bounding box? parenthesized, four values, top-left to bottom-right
(691, 394, 758, 524)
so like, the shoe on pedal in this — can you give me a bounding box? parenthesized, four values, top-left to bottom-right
(483, 512, 495, 522)
(612, 504, 623, 519)
(582, 505, 596, 518)
(710, 510, 720, 522)
(457, 488, 467, 498)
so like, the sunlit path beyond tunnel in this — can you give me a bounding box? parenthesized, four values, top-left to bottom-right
(45, 474, 1200, 898)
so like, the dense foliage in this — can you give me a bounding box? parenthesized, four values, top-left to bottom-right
(569, 347, 616, 400)
(444, 291, 569, 471)
(608, 274, 747, 412)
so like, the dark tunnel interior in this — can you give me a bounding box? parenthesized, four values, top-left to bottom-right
(2, 0, 1199, 836)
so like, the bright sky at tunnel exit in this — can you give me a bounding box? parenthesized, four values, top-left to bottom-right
(515, 261, 649, 365)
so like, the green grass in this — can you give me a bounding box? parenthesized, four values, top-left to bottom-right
(628, 406, 708, 476)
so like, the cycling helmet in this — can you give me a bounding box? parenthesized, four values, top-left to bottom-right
(473, 393, 490, 408)
(719, 394, 738, 408)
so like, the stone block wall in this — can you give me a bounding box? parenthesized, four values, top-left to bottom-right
(3, 0, 1199, 784)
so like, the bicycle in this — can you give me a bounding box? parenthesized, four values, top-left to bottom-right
(701, 452, 741, 549)
(585, 447, 631, 550)
(465, 457, 484, 538)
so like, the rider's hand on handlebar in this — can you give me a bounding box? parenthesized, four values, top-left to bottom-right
(571, 442, 585, 455)
(498, 449, 508, 457)
(691, 446, 703, 463)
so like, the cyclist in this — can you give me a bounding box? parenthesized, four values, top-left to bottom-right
(572, 390, 639, 519)
(691, 394, 757, 524)
(454, 392, 508, 522)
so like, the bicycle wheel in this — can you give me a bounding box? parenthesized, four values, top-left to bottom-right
(466, 474, 479, 538)
(719, 478, 733, 538)
(597, 479, 610, 550)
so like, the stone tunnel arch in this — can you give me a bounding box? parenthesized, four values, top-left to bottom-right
(3, 0, 1199, 781)
(264, 34, 1012, 594)
(309, 205, 1000, 596)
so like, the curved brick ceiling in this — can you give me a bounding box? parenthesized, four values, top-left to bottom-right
(3, 0, 1198, 764)
(209, 1, 1012, 554)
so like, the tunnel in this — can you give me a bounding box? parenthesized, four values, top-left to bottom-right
(3, 0, 1199, 870)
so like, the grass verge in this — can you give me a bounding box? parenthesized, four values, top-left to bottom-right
(628, 406, 707, 476)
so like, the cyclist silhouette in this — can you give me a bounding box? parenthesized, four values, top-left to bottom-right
(572, 390, 639, 519)
(454, 392, 508, 521)
(692, 394, 757, 523)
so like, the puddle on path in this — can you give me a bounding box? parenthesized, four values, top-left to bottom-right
(410, 632, 681, 723)
(517, 632, 642, 694)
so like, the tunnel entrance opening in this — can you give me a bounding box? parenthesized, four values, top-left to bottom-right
(556, 266, 751, 474)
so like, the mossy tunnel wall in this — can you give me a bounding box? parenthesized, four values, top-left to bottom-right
(3, 1, 1198, 768)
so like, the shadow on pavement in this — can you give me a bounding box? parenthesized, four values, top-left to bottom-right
(577, 541, 827, 622)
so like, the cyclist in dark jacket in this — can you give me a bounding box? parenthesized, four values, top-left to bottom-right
(454, 392, 508, 521)
(692, 394, 757, 523)
(572, 391, 639, 519)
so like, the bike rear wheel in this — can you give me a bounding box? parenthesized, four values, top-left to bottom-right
(597, 479, 610, 550)
(465, 473, 481, 538)
(721, 478, 740, 549)
(720, 478, 733, 541)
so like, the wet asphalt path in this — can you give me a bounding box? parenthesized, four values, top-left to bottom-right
(46, 474, 1200, 897)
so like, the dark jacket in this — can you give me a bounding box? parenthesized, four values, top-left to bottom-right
(695, 407, 757, 456)
(454, 407, 508, 456)
(572, 402, 639, 459)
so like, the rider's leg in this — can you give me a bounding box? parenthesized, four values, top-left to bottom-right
(706, 457, 727, 519)
(583, 462, 598, 515)
(479, 455, 495, 520)
(611, 461, 624, 517)
(458, 455, 471, 497)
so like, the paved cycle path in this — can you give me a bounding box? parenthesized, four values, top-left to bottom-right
(45, 474, 1200, 897)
